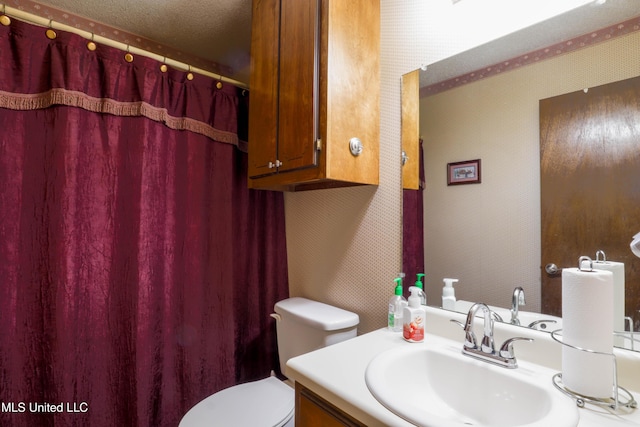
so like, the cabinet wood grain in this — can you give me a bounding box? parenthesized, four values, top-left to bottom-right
(248, 0, 380, 191)
(296, 383, 367, 427)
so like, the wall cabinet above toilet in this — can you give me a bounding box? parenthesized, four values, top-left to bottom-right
(248, 0, 380, 191)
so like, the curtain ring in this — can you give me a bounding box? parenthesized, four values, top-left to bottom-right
(1, 5, 11, 26)
(216, 75, 223, 90)
(124, 45, 134, 63)
(160, 57, 168, 73)
(45, 19, 57, 40)
(87, 33, 97, 51)
(186, 65, 194, 81)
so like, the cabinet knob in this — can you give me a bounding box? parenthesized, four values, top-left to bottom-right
(349, 138, 363, 156)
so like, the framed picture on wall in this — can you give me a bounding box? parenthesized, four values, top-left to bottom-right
(447, 159, 481, 185)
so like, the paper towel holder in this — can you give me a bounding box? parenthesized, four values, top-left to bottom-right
(551, 329, 637, 410)
(594, 250, 607, 262)
(578, 255, 595, 272)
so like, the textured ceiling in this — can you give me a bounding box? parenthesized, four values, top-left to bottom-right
(4, 0, 640, 89)
(6, 0, 253, 84)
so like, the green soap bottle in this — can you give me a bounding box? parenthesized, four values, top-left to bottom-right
(414, 273, 426, 305)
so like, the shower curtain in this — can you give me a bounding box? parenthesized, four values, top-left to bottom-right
(403, 140, 425, 289)
(0, 18, 289, 426)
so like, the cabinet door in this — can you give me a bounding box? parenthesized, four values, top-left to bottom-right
(402, 69, 419, 190)
(296, 384, 366, 427)
(248, 0, 280, 178)
(277, 0, 319, 173)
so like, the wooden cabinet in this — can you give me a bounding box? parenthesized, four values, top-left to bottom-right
(248, 0, 380, 191)
(296, 383, 366, 427)
(401, 69, 420, 190)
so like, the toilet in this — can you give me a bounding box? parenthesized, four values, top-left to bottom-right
(179, 297, 360, 427)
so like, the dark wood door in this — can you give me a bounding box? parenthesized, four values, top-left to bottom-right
(540, 76, 640, 328)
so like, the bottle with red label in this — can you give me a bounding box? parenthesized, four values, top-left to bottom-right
(403, 286, 425, 342)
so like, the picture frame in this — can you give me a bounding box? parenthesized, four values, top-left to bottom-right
(447, 159, 481, 185)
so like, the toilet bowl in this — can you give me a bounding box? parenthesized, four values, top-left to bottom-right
(179, 376, 295, 427)
(179, 297, 359, 427)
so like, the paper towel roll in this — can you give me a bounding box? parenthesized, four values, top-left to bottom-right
(592, 260, 625, 346)
(562, 267, 614, 399)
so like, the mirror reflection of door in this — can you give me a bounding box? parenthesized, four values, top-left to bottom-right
(540, 76, 640, 330)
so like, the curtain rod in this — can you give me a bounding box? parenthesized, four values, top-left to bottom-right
(1, 5, 249, 90)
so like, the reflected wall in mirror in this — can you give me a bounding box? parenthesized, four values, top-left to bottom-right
(402, 3, 640, 351)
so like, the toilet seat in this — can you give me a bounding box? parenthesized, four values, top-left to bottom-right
(179, 376, 294, 427)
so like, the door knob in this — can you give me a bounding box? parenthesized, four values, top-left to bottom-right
(545, 263, 560, 275)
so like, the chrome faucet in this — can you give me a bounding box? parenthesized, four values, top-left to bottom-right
(511, 287, 526, 325)
(451, 302, 533, 368)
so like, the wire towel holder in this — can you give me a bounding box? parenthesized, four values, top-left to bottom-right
(551, 329, 637, 410)
(551, 256, 636, 410)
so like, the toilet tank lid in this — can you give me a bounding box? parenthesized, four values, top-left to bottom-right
(274, 297, 359, 331)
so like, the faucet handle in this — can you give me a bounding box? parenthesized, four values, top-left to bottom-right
(527, 319, 557, 330)
(490, 311, 503, 323)
(450, 319, 464, 329)
(499, 337, 534, 360)
(450, 319, 477, 349)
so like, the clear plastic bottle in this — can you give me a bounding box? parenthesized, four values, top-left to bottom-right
(388, 277, 407, 332)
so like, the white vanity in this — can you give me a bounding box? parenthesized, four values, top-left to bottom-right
(286, 306, 640, 426)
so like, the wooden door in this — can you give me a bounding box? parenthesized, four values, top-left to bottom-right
(540, 76, 640, 327)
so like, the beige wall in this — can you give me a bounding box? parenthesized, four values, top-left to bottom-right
(420, 31, 640, 312)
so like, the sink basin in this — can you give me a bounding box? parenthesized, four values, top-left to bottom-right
(365, 339, 579, 427)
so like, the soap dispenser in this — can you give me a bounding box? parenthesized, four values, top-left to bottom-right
(388, 277, 407, 332)
(442, 278, 459, 311)
(403, 287, 425, 342)
(414, 273, 426, 305)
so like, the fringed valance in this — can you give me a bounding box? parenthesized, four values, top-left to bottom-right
(0, 18, 249, 150)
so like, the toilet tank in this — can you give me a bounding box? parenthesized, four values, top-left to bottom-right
(273, 297, 359, 375)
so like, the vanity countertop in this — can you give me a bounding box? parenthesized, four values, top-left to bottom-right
(286, 307, 640, 427)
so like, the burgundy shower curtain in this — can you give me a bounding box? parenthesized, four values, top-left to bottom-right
(0, 19, 288, 427)
(403, 140, 425, 288)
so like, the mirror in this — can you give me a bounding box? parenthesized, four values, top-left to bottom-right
(402, 0, 640, 351)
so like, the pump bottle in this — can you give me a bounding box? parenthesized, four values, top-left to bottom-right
(403, 287, 426, 342)
(442, 278, 459, 310)
(388, 277, 407, 332)
(414, 273, 426, 305)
